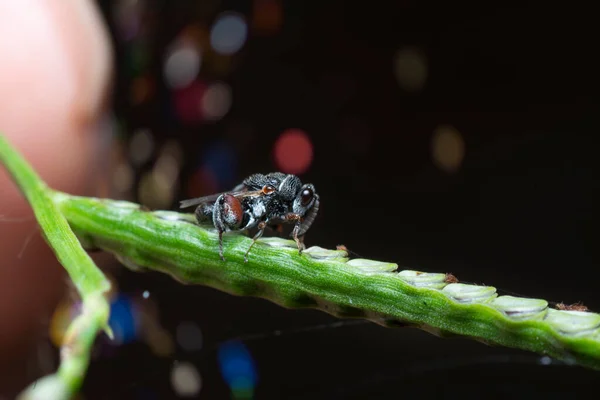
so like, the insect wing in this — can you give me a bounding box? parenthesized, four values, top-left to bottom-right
(179, 193, 222, 208)
(179, 188, 265, 209)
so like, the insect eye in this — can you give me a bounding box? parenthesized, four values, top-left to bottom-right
(262, 185, 276, 194)
(300, 188, 313, 206)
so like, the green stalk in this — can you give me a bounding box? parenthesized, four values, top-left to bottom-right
(53, 192, 600, 370)
(0, 135, 112, 400)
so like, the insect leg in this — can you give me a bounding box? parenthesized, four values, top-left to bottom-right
(291, 222, 306, 255)
(284, 213, 305, 255)
(218, 230, 225, 260)
(244, 221, 266, 263)
(212, 198, 227, 261)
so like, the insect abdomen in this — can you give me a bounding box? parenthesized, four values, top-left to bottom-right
(218, 194, 244, 230)
(195, 203, 214, 223)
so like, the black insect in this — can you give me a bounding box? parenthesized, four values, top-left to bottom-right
(180, 172, 319, 262)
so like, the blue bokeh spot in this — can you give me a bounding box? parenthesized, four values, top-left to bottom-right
(217, 340, 258, 390)
(108, 295, 137, 344)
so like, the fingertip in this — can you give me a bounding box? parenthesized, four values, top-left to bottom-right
(0, 1, 114, 387)
(0, 0, 114, 197)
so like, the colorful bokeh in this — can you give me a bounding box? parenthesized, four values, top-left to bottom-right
(273, 129, 314, 175)
(218, 341, 258, 400)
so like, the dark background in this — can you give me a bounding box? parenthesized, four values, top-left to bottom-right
(84, 2, 600, 399)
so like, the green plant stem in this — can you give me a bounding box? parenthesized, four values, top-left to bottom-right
(0, 135, 111, 400)
(53, 192, 600, 370)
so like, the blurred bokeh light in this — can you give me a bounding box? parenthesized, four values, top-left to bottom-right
(273, 129, 314, 175)
(185, 166, 220, 199)
(201, 81, 233, 121)
(173, 80, 207, 124)
(163, 41, 202, 90)
(129, 128, 154, 166)
(175, 321, 203, 352)
(394, 46, 428, 93)
(431, 124, 466, 173)
(108, 294, 139, 345)
(200, 140, 237, 191)
(210, 12, 248, 56)
(111, 0, 143, 41)
(130, 74, 155, 105)
(218, 341, 257, 400)
(252, 0, 283, 35)
(49, 299, 79, 348)
(171, 361, 202, 397)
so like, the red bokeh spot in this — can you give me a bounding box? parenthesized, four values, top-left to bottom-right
(186, 167, 219, 199)
(273, 129, 313, 174)
(252, 0, 283, 35)
(173, 80, 206, 123)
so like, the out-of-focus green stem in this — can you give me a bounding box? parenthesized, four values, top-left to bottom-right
(0, 135, 112, 400)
